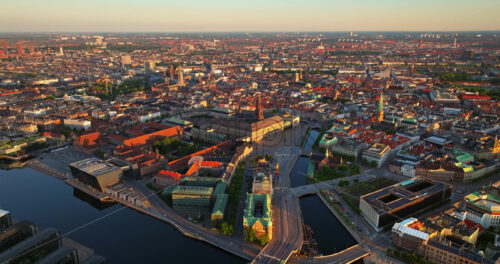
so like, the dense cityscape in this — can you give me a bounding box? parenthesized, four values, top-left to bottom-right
(0, 28, 500, 264)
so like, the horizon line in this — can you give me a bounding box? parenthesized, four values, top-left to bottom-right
(1, 30, 500, 34)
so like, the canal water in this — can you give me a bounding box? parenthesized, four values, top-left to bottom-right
(290, 129, 319, 188)
(299, 195, 357, 255)
(0, 167, 246, 264)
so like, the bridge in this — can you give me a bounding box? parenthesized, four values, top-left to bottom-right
(289, 245, 369, 264)
(299, 150, 311, 157)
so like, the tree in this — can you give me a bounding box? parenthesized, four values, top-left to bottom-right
(338, 180, 350, 187)
(259, 235, 269, 246)
(220, 222, 234, 236)
(244, 228, 257, 242)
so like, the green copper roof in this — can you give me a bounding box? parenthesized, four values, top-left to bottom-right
(243, 193, 272, 228)
(212, 194, 228, 216)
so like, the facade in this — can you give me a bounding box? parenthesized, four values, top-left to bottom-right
(331, 138, 366, 159)
(360, 178, 452, 231)
(362, 143, 391, 168)
(0, 221, 37, 253)
(392, 218, 431, 253)
(63, 118, 92, 130)
(393, 215, 486, 264)
(423, 240, 494, 264)
(251, 116, 284, 142)
(69, 158, 122, 192)
(0, 209, 12, 231)
(171, 186, 213, 212)
(243, 193, 272, 240)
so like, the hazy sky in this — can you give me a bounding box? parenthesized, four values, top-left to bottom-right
(1, 0, 500, 32)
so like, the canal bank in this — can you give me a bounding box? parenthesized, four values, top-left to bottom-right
(299, 194, 357, 255)
(0, 167, 246, 264)
(290, 129, 319, 188)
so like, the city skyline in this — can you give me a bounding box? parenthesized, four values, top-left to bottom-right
(2, 0, 500, 32)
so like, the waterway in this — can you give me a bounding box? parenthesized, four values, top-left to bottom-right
(290, 129, 319, 188)
(0, 167, 246, 264)
(299, 195, 357, 255)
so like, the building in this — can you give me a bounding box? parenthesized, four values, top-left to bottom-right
(423, 240, 494, 264)
(256, 94, 264, 121)
(121, 126, 182, 148)
(460, 182, 500, 229)
(64, 118, 92, 131)
(251, 161, 273, 195)
(121, 55, 132, 67)
(243, 193, 272, 240)
(392, 214, 487, 264)
(16, 41, 23, 55)
(0, 210, 105, 264)
(331, 138, 366, 160)
(73, 132, 100, 154)
(178, 66, 184, 86)
(171, 186, 213, 212)
(1, 40, 7, 54)
(360, 178, 452, 231)
(377, 92, 384, 122)
(392, 218, 431, 253)
(211, 193, 228, 224)
(69, 158, 122, 192)
(0, 228, 62, 264)
(251, 116, 284, 142)
(0, 209, 12, 231)
(0, 221, 37, 253)
(362, 143, 391, 168)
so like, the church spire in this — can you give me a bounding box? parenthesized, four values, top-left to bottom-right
(377, 91, 384, 122)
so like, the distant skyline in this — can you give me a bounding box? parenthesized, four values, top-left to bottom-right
(1, 0, 500, 32)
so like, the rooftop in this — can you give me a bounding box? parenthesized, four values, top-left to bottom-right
(69, 157, 121, 177)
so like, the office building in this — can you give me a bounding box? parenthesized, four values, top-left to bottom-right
(69, 158, 122, 192)
(0, 228, 61, 263)
(0, 209, 12, 231)
(362, 143, 391, 168)
(0, 221, 36, 253)
(360, 178, 452, 231)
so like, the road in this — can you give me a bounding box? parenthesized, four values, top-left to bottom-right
(253, 146, 304, 264)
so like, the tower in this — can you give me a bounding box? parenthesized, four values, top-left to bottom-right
(16, 41, 24, 55)
(493, 135, 500, 154)
(453, 38, 457, 48)
(28, 44, 35, 54)
(294, 72, 300, 82)
(418, 38, 423, 49)
(59, 46, 64, 56)
(256, 94, 264, 121)
(169, 65, 175, 77)
(377, 92, 384, 122)
(178, 66, 184, 87)
(1, 40, 6, 54)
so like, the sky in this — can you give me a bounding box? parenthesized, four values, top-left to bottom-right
(1, 0, 500, 32)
